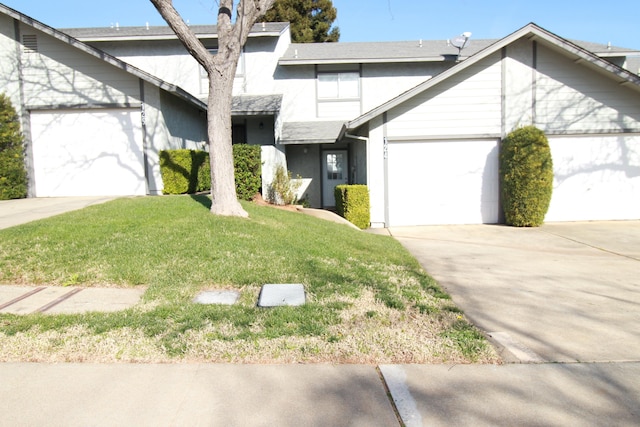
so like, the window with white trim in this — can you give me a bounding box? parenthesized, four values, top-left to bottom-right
(317, 72, 360, 100)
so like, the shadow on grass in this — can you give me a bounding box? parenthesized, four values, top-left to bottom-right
(189, 194, 212, 210)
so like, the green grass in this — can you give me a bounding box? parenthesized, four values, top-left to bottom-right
(0, 196, 497, 363)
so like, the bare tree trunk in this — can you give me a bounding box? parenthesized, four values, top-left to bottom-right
(208, 58, 247, 217)
(150, 0, 275, 217)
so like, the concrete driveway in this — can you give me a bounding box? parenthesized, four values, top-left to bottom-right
(390, 221, 640, 363)
(0, 196, 116, 230)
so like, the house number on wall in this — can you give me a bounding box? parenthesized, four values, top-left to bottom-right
(383, 137, 388, 159)
(140, 103, 146, 126)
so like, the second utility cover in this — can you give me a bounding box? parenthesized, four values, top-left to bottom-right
(257, 284, 305, 307)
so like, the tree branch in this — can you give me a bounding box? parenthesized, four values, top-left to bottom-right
(149, 0, 214, 72)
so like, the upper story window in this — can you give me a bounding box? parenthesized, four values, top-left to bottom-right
(317, 72, 360, 100)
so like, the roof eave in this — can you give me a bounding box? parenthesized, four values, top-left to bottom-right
(278, 56, 469, 66)
(74, 31, 285, 43)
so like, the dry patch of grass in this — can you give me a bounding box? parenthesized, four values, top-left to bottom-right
(0, 290, 499, 364)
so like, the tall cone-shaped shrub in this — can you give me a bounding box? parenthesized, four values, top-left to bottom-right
(0, 93, 27, 200)
(500, 126, 553, 227)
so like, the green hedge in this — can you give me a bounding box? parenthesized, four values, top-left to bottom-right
(499, 126, 554, 227)
(0, 93, 27, 200)
(335, 184, 370, 229)
(160, 145, 262, 199)
(159, 149, 210, 195)
(233, 144, 261, 200)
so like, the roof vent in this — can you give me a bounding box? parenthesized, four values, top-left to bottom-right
(146, 22, 150, 30)
(607, 41, 612, 50)
(419, 39, 422, 48)
(262, 22, 266, 31)
(22, 34, 38, 54)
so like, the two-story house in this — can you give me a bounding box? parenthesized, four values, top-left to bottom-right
(3, 2, 640, 226)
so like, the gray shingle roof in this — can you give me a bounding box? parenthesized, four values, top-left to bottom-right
(231, 95, 282, 115)
(280, 39, 496, 64)
(279, 38, 638, 66)
(62, 22, 289, 41)
(280, 121, 345, 144)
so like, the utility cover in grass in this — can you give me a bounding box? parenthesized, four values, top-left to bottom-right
(258, 284, 305, 307)
(194, 290, 240, 305)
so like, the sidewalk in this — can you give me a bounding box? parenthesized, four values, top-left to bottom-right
(2, 362, 639, 426)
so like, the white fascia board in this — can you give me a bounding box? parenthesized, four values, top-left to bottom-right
(278, 56, 469, 66)
(74, 31, 284, 43)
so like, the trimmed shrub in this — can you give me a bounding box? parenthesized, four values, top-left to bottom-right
(335, 184, 370, 229)
(233, 144, 261, 200)
(500, 126, 554, 227)
(0, 93, 27, 200)
(159, 149, 210, 194)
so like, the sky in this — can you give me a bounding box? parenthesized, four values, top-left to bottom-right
(3, 0, 640, 49)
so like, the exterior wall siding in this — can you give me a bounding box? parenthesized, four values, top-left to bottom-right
(535, 46, 640, 133)
(361, 62, 448, 112)
(92, 40, 203, 96)
(143, 82, 207, 194)
(286, 144, 321, 207)
(274, 64, 317, 123)
(367, 117, 386, 228)
(503, 39, 536, 133)
(0, 15, 22, 115)
(385, 53, 503, 138)
(19, 25, 140, 108)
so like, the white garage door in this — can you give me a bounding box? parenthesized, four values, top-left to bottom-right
(546, 135, 640, 221)
(387, 139, 500, 226)
(31, 109, 146, 197)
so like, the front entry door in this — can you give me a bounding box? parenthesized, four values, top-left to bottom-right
(322, 150, 348, 207)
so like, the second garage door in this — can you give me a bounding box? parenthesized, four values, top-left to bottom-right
(386, 139, 500, 226)
(546, 134, 640, 221)
(30, 109, 146, 197)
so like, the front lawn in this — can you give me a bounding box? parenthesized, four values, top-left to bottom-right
(0, 196, 498, 363)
